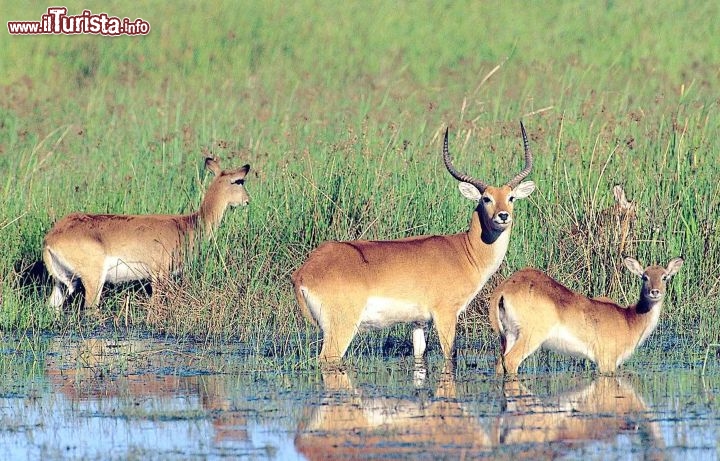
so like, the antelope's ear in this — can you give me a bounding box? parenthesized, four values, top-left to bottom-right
(665, 257, 684, 277)
(458, 182, 482, 202)
(228, 164, 250, 177)
(205, 157, 222, 176)
(624, 257, 645, 277)
(512, 181, 535, 200)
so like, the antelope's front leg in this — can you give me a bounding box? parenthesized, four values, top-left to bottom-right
(412, 324, 427, 358)
(433, 307, 459, 362)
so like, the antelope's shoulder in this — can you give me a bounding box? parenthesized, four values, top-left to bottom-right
(589, 296, 623, 308)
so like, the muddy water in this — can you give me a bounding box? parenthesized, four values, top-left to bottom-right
(1, 336, 718, 460)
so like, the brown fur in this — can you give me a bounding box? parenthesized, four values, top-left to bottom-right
(293, 209, 510, 357)
(293, 127, 536, 364)
(489, 257, 683, 374)
(43, 157, 250, 312)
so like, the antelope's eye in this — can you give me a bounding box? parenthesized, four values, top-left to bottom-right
(482, 196, 492, 204)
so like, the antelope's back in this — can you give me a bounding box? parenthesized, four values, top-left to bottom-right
(292, 233, 471, 300)
(44, 212, 194, 258)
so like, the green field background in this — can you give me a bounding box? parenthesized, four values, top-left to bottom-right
(1, 1, 718, 368)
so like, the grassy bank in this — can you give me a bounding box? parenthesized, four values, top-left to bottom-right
(1, 1, 718, 367)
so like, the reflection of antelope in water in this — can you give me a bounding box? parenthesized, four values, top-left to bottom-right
(296, 369, 665, 459)
(43, 338, 248, 444)
(493, 376, 665, 460)
(294, 365, 493, 459)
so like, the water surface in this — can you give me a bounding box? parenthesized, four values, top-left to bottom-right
(1, 336, 718, 459)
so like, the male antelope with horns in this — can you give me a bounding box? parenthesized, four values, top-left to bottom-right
(292, 123, 536, 364)
(43, 157, 250, 313)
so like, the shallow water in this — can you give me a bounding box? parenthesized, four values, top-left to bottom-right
(1, 336, 718, 460)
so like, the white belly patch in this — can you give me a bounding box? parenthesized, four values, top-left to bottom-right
(358, 296, 430, 330)
(543, 325, 595, 362)
(103, 257, 152, 283)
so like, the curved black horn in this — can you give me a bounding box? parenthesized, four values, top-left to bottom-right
(506, 121, 533, 188)
(443, 128, 487, 192)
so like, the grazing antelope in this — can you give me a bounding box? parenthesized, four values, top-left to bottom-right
(43, 157, 250, 312)
(292, 123, 536, 364)
(490, 257, 684, 374)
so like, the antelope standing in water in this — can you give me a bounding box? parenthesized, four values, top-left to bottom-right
(43, 157, 250, 312)
(489, 257, 683, 374)
(292, 123, 536, 364)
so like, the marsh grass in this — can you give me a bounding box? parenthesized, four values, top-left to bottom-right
(1, 1, 718, 370)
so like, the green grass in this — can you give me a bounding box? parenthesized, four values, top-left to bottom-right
(1, 1, 718, 366)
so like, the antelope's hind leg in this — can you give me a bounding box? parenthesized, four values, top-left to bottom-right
(77, 261, 108, 312)
(412, 324, 427, 359)
(319, 318, 359, 364)
(316, 297, 362, 365)
(500, 330, 548, 375)
(48, 280, 69, 311)
(44, 249, 78, 313)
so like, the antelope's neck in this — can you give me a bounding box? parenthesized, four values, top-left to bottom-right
(198, 198, 228, 237)
(178, 213, 201, 243)
(635, 296, 661, 315)
(629, 296, 664, 347)
(464, 210, 512, 279)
